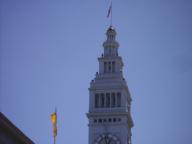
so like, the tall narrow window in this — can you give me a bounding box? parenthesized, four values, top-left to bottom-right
(109, 48, 112, 55)
(106, 48, 109, 56)
(112, 61, 115, 72)
(95, 94, 99, 108)
(101, 93, 105, 108)
(112, 92, 116, 107)
(117, 92, 121, 107)
(104, 62, 107, 73)
(106, 93, 110, 107)
(108, 62, 111, 72)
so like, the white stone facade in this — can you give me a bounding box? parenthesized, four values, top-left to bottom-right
(87, 26, 133, 144)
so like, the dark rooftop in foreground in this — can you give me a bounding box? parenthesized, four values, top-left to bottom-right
(0, 112, 34, 144)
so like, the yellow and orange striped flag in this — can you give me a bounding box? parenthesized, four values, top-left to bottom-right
(51, 111, 57, 137)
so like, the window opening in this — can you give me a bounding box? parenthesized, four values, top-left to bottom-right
(104, 62, 107, 73)
(117, 92, 121, 107)
(112, 61, 115, 72)
(108, 62, 111, 72)
(101, 93, 105, 107)
(95, 93, 99, 108)
(112, 93, 116, 107)
(106, 93, 110, 107)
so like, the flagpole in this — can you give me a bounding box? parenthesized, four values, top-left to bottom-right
(54, 107, 57, 144)
(55, 107, 57, 114)
(51, 108, 57, 144)
(54, 135, 56, 144)
(111, 1, 113, 26)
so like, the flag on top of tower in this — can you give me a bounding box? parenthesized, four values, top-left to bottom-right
(107, 2, 112, 18)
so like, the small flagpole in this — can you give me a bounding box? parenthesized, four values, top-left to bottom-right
(54, 107, 57, 144)
(111, 1, 113, 26)
(55, 107, 57, 115)
(54, 135, 56, 144)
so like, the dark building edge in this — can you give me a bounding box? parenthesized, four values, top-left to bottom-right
(0, 112, 34, 144)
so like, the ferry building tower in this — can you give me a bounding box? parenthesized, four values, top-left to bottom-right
(87, 26, 134, 144)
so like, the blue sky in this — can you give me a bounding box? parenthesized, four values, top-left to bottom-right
(0, 0, 192, 144)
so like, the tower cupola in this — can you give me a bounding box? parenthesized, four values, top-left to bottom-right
(106, 26, 116, 41)
(103, 26, 119, 57)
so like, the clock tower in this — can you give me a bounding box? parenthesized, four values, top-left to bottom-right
(87, 26, 134, 144)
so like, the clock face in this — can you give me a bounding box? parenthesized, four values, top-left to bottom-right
(95, 134, 120, 144)
(98, 136, 117, 144)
